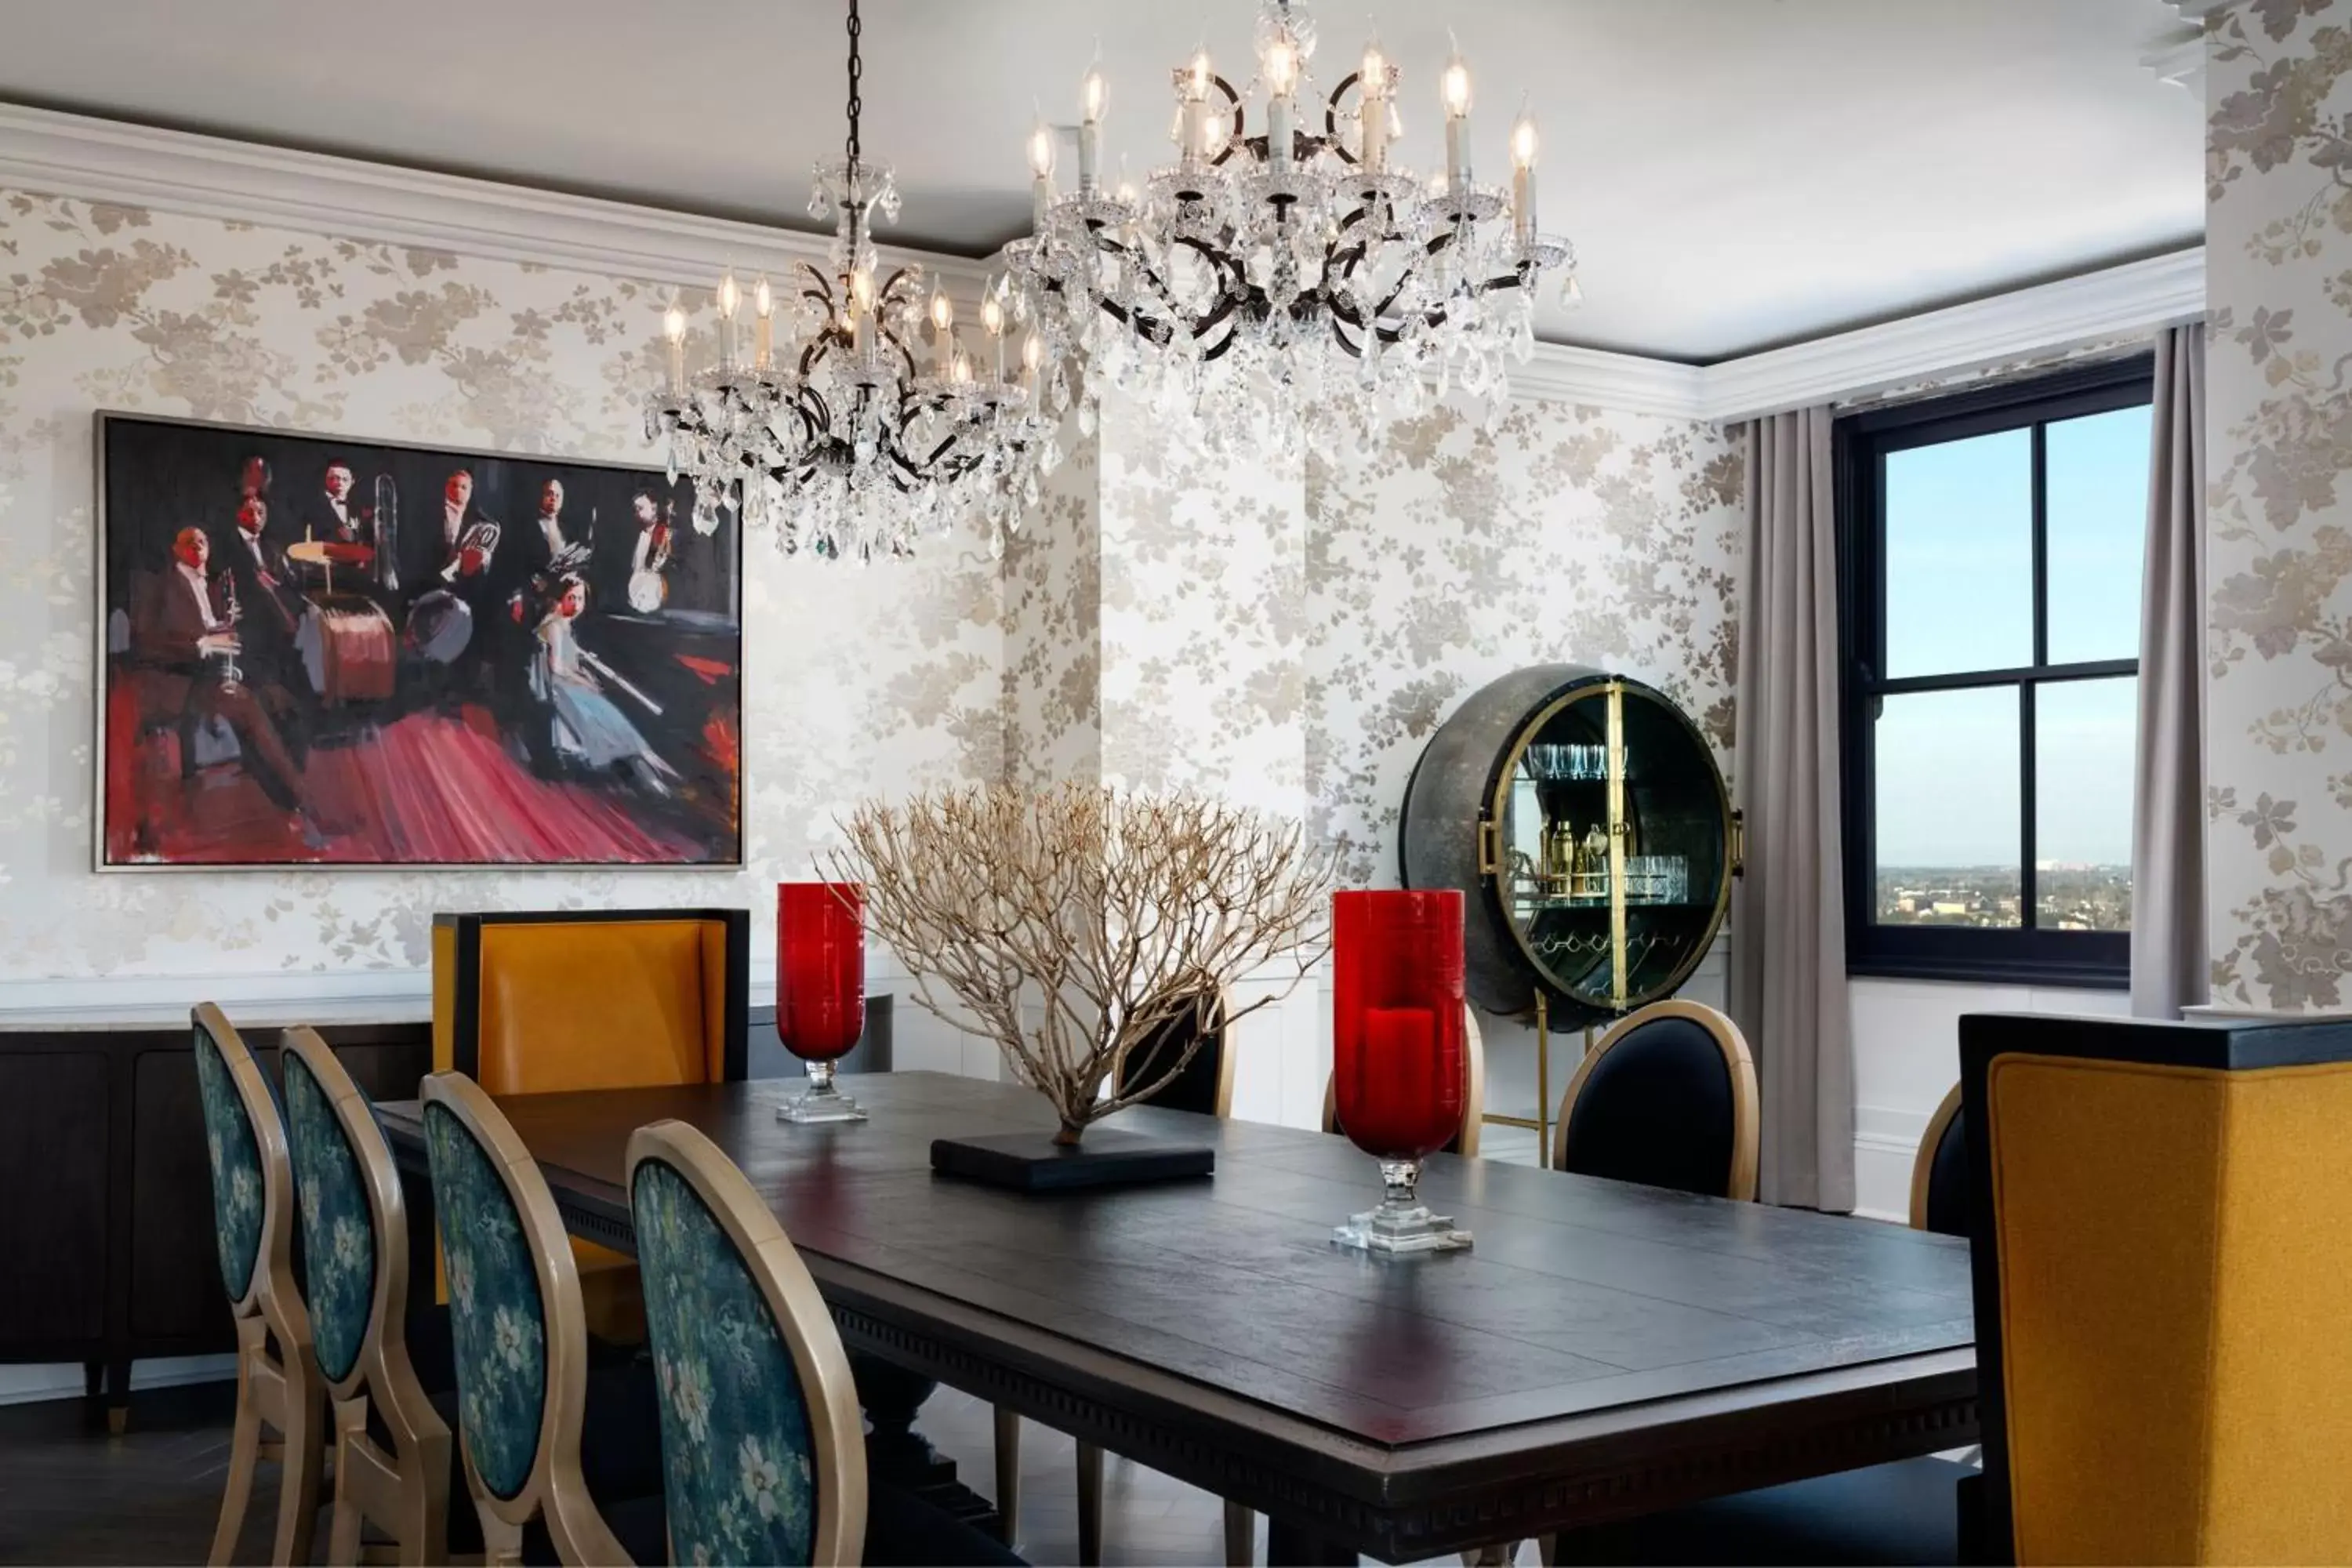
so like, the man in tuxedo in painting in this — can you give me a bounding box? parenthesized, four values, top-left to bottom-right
(128, 527, 323, 846)
(395, 467, 498, 605)
(396, 467, 503, 713)
(296, 459, 366, 543)
(209, 495, 307, 706)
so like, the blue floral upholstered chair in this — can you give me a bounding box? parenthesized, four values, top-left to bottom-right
(191, 1002, 325, 1568)
(282, 1027, 452, 1566)
(626, 1118, 1029, 1568)
(421, 1069, 666, 1565)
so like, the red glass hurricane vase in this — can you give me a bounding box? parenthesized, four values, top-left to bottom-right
(776, 881, 869, 1123)
(1330, 889, 1472, 1254)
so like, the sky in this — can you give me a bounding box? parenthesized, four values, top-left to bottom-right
(1875, 405, 2147, 869)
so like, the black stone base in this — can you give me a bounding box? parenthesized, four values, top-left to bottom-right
(930, 1129, 1215, 1192)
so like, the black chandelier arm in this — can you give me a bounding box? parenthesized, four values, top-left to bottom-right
(1207, 75, 1248, 169)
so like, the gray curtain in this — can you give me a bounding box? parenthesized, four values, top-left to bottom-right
(1730, 406, 1855, 1212)
(2130, 325, 2208, 1018)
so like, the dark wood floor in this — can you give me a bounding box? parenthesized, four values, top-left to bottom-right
(0, 1378, 1473, 1566)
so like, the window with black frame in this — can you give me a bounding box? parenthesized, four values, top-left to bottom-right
(1837, 358, 2151, 987)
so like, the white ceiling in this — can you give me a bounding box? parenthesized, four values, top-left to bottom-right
(0, 0, 2204, 362)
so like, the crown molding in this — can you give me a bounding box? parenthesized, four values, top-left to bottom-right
(0, 100, 995, 296)
(0, 101, 2202, 427)
(1697, 248, 2205, 426)
(1512, 342, 1709, 421)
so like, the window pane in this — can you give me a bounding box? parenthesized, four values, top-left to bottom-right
(2034, 677, 2137, 931)
(1873, 686, 2022, 927)
(1884, 429, 2032, 678)
(2045, 405, 2151, 666)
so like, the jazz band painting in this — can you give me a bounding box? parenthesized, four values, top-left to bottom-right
(97, 414, 743, 868)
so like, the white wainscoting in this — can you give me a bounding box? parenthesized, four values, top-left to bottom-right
(1847, 976, 2132, 1221)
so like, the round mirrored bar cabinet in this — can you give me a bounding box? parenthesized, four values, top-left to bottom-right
(1399, 664, 1740, 1029)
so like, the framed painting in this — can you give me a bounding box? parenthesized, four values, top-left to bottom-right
(95, 412, 743, 869)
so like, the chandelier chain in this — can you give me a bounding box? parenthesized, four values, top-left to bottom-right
(844, 0, 862, 169)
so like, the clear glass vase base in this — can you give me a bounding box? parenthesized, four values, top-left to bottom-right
(778, 1087, 868, 1124)
(1332, 1203, 1473, 1254)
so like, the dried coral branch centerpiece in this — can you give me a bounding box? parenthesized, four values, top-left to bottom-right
(829, 784, 1331, 1152)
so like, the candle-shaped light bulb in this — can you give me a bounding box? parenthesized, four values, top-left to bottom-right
(715, 270, 740, 370)
(850, 266, 877, 316)
(662, 300, 687, 397)
(1358, 40, 1391, 172)
(952, 347, 973, 386)
(753, 274, 775, 371)
(1441, 40, 1472, 192)
(1202, 109, 1229, 157)
(1078, 58, 1108, 192)
(1188, 48, 1214, 102)
(1509, 103, 1539, 245)
(1022, 332, 1044, 379)
(1029, 109, 1058, 227)
(1441, 46, 1473, 118)
(1265, 34, 1300, 96)
(982, 288, 1007, 380)
(1027, 114, 1058, 180)
(1265, 31, 1299, 169)
(929, 285, 954, 336)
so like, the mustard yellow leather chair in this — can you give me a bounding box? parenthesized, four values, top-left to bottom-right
(431, 909, 750, 1341)
(1963, 1011, 2352, 1566)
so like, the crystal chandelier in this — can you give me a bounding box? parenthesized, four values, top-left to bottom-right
(1004, 2, 1577, 445)
(647, 0, 1059, 560)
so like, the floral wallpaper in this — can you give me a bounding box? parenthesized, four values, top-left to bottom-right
(2205, 0, 2352, 1011)
(1305, 401, 1746, 887)
(999, 416, 1102, 793)
(1097, 393, 1308, 817)
(0, 187, 1002, 981)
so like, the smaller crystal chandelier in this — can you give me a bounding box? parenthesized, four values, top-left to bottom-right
(1004, 2, 1577, 443)
(648, 0, 1060, 560)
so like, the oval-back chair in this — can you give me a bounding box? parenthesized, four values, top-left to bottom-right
(1548, 1000, 1759, 1200)
(281, 1027, 452, 1565)
(192, 1002, 325, 1568)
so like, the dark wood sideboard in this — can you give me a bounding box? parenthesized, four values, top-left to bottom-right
(0, 996, 891, 1429)
(0, 1022, 433, 1428)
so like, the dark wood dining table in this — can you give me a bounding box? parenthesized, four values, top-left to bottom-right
(376, 1071, 1976, 1564)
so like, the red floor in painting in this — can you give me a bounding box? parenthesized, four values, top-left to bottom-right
(114, 706, 703, 865)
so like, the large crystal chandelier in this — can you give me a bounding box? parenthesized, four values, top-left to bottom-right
(647, 0, 1059, 560)
(1004, 2, 1577, 445)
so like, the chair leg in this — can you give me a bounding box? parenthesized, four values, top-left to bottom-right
(326, 1397, 367, 1568)
(1461, 1544, 1517, 1566)
(476, 1500, 524, 1568)
(401, 1422, 452, 1567)
(271, 1375, 325, 1567)
(991, 1405, 1022, 1546)
(210, 1348, 264, 1566)
(1537, 1532, 1558, 1566)
(1076, 1440, 1105, 1567)
(1223, 1499, 1254, 1566)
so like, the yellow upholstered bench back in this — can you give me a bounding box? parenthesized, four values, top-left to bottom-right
(431, 912, 743, 1094)
(1986, 1049, 2352, 1565)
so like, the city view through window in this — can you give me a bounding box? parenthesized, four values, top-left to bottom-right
(1873, 403, 2147, 933)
